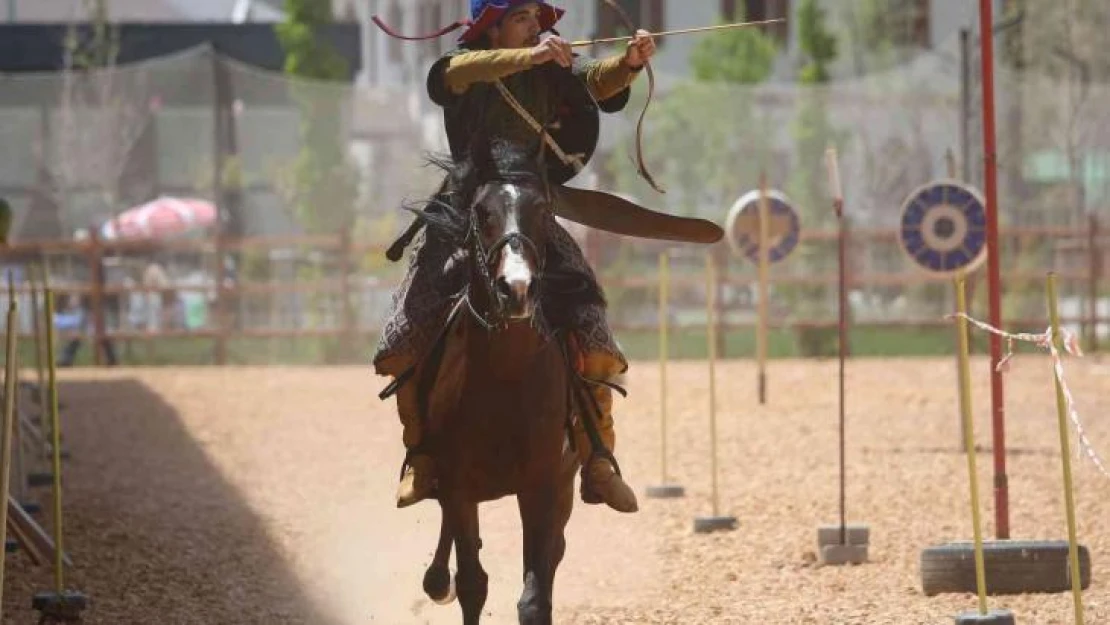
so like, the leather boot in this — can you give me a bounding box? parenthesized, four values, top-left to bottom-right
(571, 345, 638, 513)
(393, 377, 438, 508)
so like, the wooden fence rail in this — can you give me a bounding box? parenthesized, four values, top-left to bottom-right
(0, 223, 1102, 364)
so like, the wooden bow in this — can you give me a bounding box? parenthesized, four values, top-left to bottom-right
(600, 0, 665, 194)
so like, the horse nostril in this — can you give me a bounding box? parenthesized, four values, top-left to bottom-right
(495, 276, 529, 305)
(495, 276, 513, 300)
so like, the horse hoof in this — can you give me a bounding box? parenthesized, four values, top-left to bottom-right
(431, 578, 456, 605)
(423, 566, 455, 605)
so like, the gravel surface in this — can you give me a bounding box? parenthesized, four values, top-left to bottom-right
(3, 356, 1109, 624)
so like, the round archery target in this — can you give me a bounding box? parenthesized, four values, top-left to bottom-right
(898, 179, 988, 276)
(725, 189, 801, 264)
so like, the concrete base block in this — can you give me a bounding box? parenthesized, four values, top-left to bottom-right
(954, 609, 1016, 624)
(820, 543, 869, 565)
(693, 515, 738, 534)
(817, 523, 870, 547)
(817, 523, 870, 565)
(32, 590, 88, 622)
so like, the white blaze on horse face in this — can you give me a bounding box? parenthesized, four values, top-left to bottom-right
(496, 185, 534, 319)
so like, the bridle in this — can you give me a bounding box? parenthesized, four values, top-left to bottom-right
(462, 180, 548, 332)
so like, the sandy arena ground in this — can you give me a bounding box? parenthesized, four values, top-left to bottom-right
(3, 356, 1110, 624)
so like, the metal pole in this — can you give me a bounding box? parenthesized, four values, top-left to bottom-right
(756, 173, 770, 405)
(960, 28, 972, 184)
(978, 0, 1010, 539)
(706, 254, 719, 517)
(835, 192, 847, 545)
(658, 252, 669, 484)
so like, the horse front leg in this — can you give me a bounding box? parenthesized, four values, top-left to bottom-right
(516, 476, 574, 625)
(423, 502, 456, 604)
(444, 498, 487, 625)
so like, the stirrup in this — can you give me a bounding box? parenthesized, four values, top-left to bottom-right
(584, 448, 623, 477)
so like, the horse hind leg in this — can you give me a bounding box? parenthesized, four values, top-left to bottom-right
(423, 505, 456, 605)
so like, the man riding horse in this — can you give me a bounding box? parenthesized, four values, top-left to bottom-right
(374, 0, 661, 515)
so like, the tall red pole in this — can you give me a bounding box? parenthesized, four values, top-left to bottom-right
(979, 0, 1009, 539)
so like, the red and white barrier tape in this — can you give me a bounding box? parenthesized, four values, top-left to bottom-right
(948, 313, 1110, 479)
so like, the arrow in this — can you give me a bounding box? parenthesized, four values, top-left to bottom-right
(570, 18, 785, 47)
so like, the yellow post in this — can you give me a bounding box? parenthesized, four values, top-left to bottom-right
(955, 271, 989, 614)
(658, 252, 670, 484)
(29, 265, 46, 408)
(44, 289, 65, 593)
(1046, 273, 1085, 624)
(706, 253, 720, 516)
(757, 173, 770, 405)
(30, 265, 54, 461)
(0, 273, 20, 622)
(945, 150, 972, 453)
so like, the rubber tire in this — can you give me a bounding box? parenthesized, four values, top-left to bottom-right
(921, 540, 1091, 596)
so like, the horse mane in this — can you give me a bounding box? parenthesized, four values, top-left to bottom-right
(405, 137, 548, 241)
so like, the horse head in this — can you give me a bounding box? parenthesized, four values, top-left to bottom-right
(460, 139, 552, 327)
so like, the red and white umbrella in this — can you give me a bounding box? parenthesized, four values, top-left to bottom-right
(100, 196, 218, 240)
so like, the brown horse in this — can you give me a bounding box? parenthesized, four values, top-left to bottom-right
(393, 137, 722, 624)
(399, 139, 593, 625)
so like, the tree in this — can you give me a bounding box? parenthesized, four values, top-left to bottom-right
(275, 0, 359, 235)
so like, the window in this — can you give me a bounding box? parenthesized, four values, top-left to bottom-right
(721, 0, 789, 42)
(595, 0, 664, 40)
(889, 0, 930, 48)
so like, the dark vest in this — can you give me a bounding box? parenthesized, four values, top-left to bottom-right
(425, 48, 631, 186)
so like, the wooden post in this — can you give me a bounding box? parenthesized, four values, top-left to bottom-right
(339, 229, 355, 361)
(0, 273, 19, 621)
(1087, 212, 1100, 352)
(948, 149, 971, 452)
(211, 50, 232, 365)
(756, 172, 771, 404)
(88, 231, 105, 367)
(714, 243, 727, 360)
(29, 265, 46, 399)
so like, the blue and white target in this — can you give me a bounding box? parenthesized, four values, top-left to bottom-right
(725, 189, 800, 264)
(898, 180, 988, 276)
